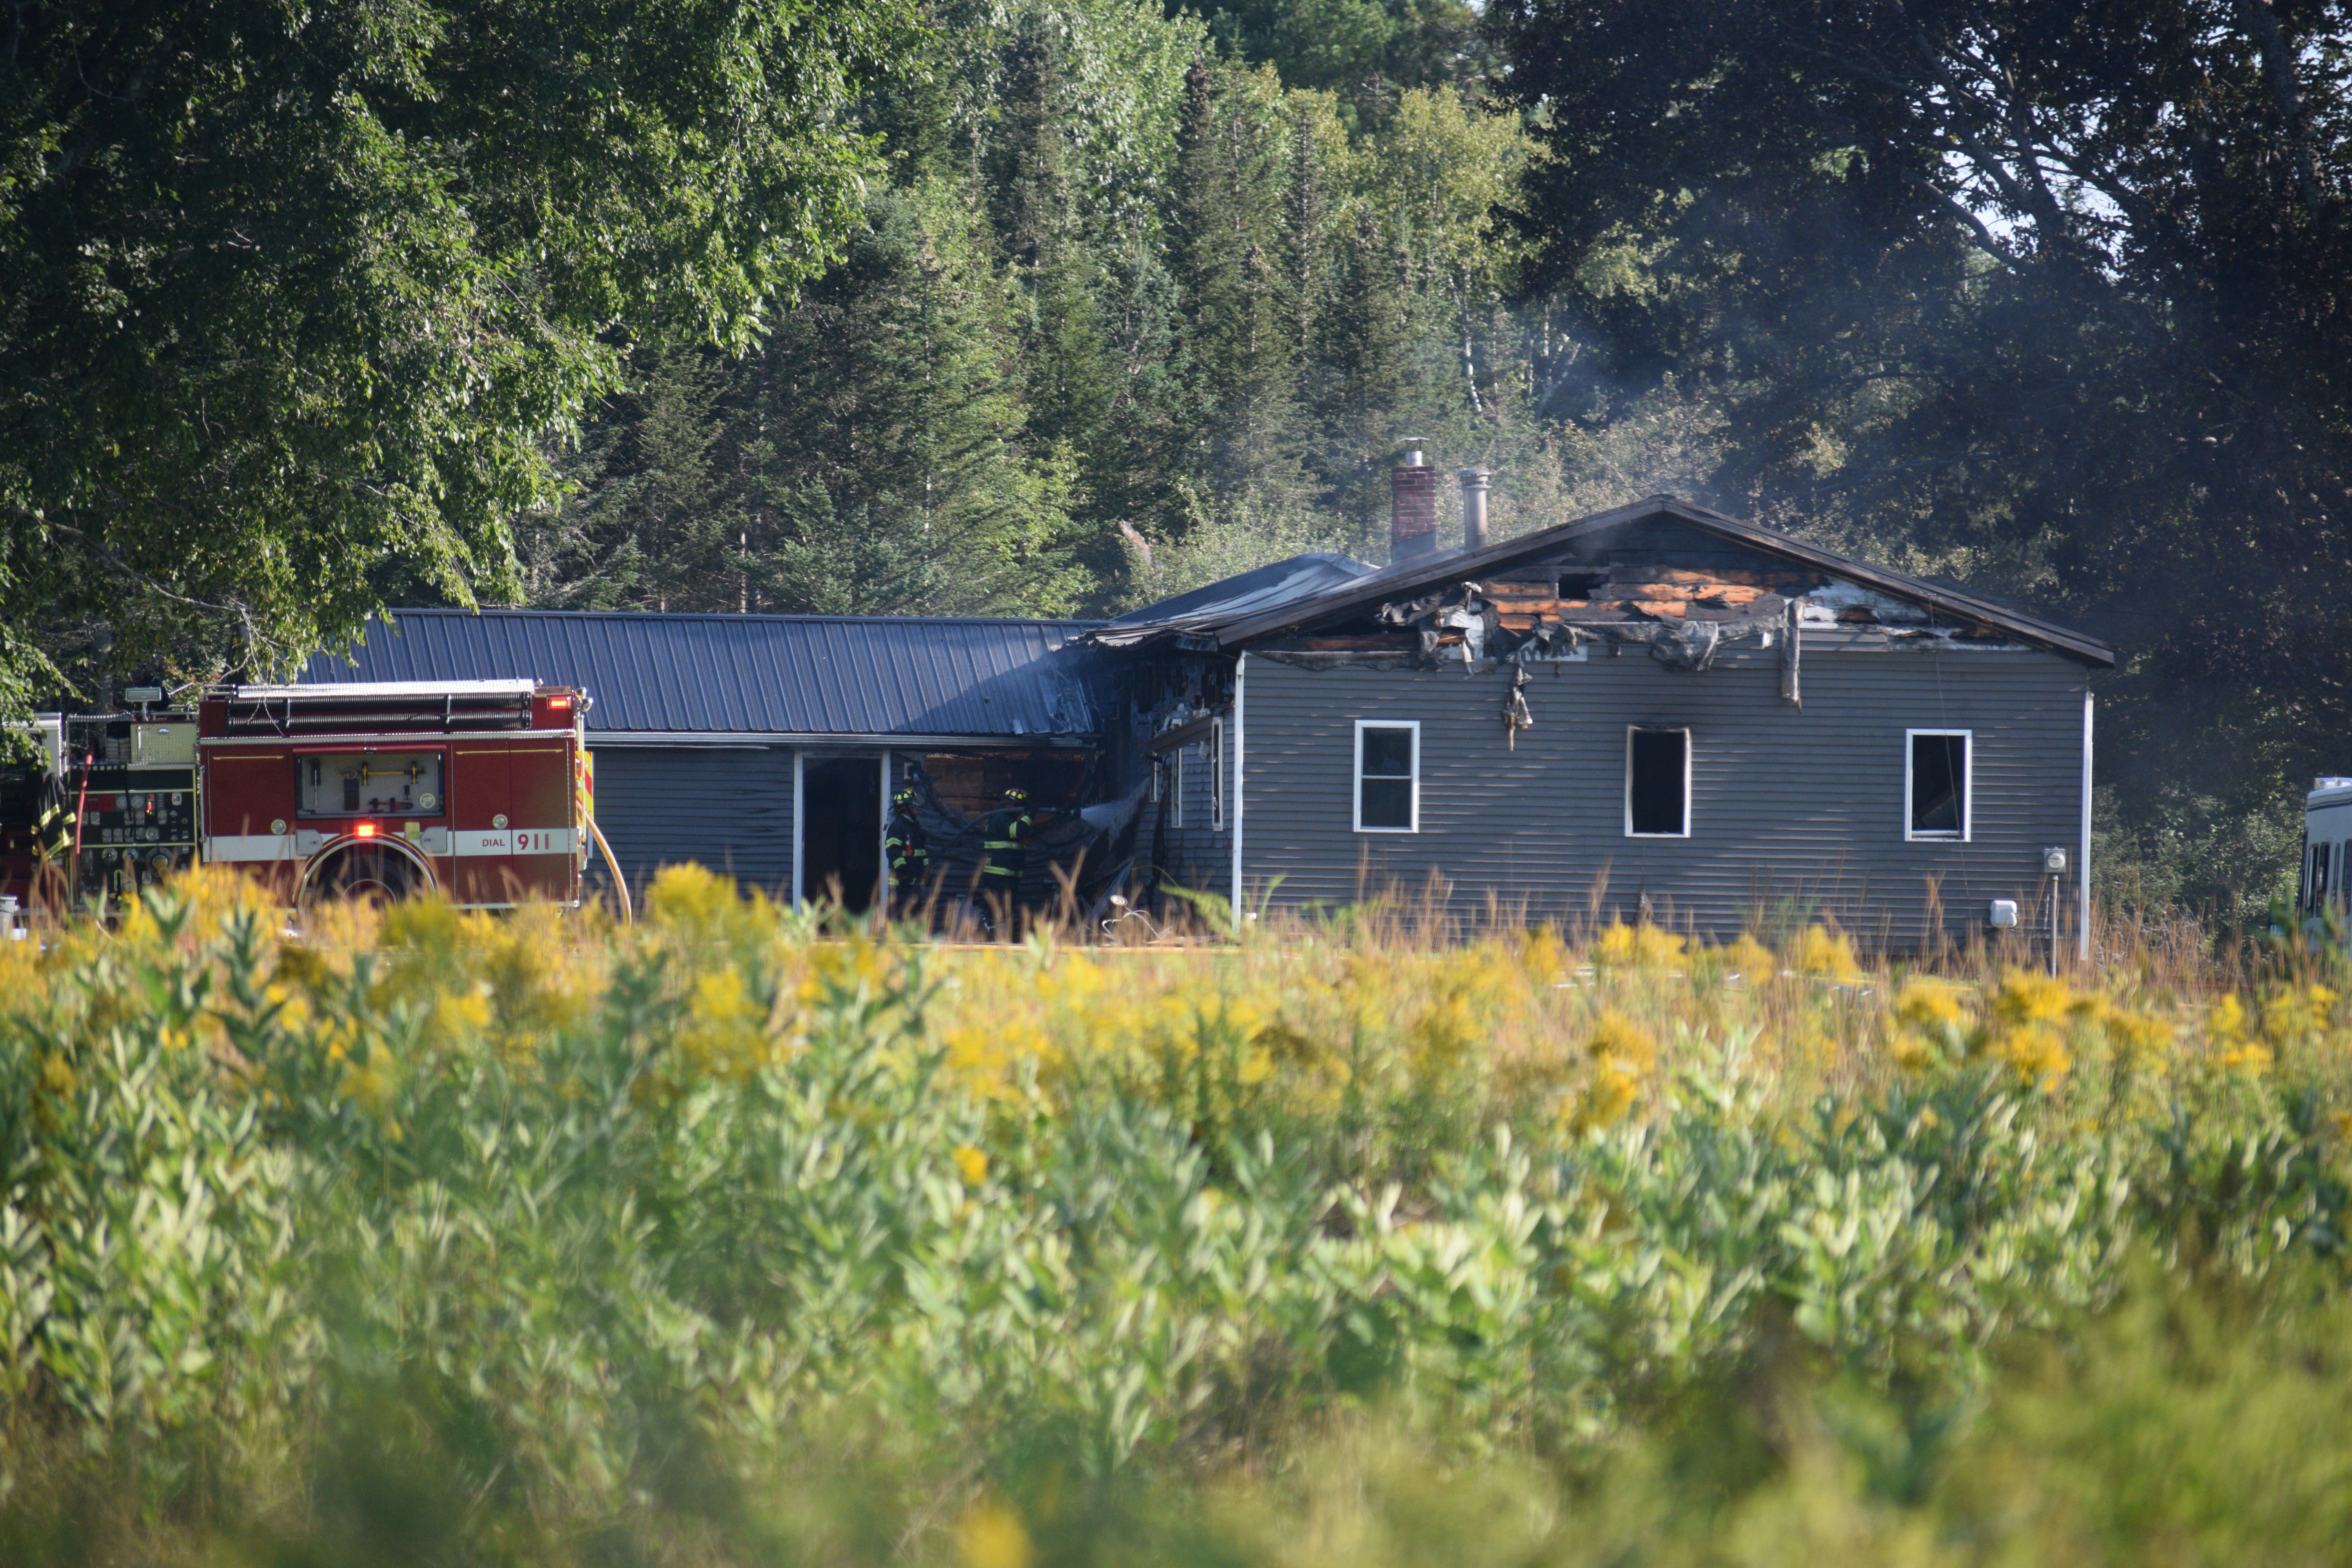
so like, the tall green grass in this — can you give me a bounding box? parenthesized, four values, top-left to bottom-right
(1, 867, 2348, 1564)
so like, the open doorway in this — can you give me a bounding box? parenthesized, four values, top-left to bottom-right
(799, 755, 882, 911)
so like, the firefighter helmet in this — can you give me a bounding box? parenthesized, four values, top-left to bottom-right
(893, 788, 919, 809)
(1002, 786, 1029, 805)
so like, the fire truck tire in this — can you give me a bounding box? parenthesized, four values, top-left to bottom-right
(300, 839, 434, 908)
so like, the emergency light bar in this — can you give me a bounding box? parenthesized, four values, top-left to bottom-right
(221, 681, 536, 700)
(206, 680, 579, 738)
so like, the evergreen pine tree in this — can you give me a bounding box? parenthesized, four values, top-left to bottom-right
(1168, 60, 1312, 537)
(534, 344, 737, 612)
(722, 181, 1083, 616)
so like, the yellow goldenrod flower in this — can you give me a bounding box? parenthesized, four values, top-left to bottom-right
(956, 1500, 1034, 1568)
(1787, 926, 1860, 981)
(1587, 1009, 1656, 1074)
(1596, 920, 1684, 968)
(1724, 933, 1778, 980)
(1893, 978, 1967, 1031)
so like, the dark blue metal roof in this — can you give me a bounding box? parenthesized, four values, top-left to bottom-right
(300, 610, 1109, 739)
(1094, 552, 1376, 646)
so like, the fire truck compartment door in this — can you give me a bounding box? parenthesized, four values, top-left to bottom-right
(503, 740, 580, 904)
(450, 743, 511, 903)
(506, 743, 573, 836)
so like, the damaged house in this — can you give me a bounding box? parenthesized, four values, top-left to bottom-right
(299, 469, 2110, 953)
(1095, 477, 2112, 955)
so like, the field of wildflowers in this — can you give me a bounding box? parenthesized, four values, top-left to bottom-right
(2, 867, 2349, 1565)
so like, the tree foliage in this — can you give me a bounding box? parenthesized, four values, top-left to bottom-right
(1195, 0, 1492, 128)
(16, 0, 2342, 910)
(0, 0, 916, 695)
(528, 3, 1602, 615)
(1488, 0, 2352, 911)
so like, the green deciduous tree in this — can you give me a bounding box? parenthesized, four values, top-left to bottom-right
(0, 0, 917, 703)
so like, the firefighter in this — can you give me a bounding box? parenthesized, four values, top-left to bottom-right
(884, 787, 930, 915)
(975, 785, 1033, 932)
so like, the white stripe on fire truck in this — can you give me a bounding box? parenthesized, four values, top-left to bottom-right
(454, 829, 577, 856)
(203, 831, 575, 861)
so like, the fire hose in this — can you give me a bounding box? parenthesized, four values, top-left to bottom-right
(589, 817, 632, 924)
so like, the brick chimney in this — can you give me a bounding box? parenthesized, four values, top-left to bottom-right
(1391, 439, 1437, 563)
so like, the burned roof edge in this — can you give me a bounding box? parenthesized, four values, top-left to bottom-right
(1196, 496, 2116, 668)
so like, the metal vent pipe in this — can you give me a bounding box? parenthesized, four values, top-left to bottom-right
(1458, 467, 1490, 550)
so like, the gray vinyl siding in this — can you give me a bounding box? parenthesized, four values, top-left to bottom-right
(1238, 646, 2088, 949)
(588, 744, 794, 898)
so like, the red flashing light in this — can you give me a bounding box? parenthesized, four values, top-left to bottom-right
(354, 822, 378, 839)
(548, 695, 572, 711)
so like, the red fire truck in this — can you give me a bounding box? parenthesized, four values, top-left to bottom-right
(199, 681, 594, 907)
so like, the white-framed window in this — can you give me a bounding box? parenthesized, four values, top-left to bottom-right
(1354, 720, 1419, 832)
(1624, 726, 1690, 837)
(1905, 729, 1971, 841)
(1209, 719, 1225, 831)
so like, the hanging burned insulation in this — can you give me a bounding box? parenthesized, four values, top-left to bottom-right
(1503, 665, 1534, 750)
(1374, 585, 1583, 666)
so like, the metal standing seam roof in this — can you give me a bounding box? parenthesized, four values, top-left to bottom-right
(299, 610, 1110, 739)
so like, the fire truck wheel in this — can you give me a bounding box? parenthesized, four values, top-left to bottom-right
(303, 842, 428, 908)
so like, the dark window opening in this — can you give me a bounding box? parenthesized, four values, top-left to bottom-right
(1627, 728, 1687, 836)
(801, 757, 882, 912)
(2315, 842, 2333, 911)
(1909, 733, 1967, 838)
(1357, 724, 1415, 831)
(1557, 571, 1609, 599)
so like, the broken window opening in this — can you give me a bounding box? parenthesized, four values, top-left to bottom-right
(1906, 730, 1970, 841)
(2314, 840, 2333, 912)
(1626, 727, 1689, 837)
(1212, 721, 1228, 829)
(1557, 571, 1609, 599)
(1355, 721, 1418, 833)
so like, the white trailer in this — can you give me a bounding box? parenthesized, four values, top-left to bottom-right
(2300, 777, 2352, 914)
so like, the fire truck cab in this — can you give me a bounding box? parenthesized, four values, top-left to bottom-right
(199, 681, 590, 907)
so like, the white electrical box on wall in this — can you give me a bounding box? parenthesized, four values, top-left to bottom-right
(1988, 899, 2020, 928)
